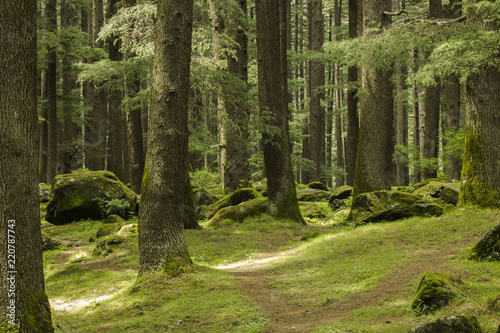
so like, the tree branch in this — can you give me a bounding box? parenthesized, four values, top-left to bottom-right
(383, 10, 408, 16)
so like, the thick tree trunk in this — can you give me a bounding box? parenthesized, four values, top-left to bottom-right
(256, 0, 305, 223)
(346, 0, 359, 186)
(0, 1, 54, 330)
(46, 0, 58, 182)
(353, 0, 394, 198)
(139, 0, 193, 274)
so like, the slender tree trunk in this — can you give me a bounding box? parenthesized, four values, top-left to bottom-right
(0, 1, 54, 330)
(39, 71, 48, 182)
(46, 0, 58, 182)
(395, 65, 409, 186)
(123, 0, 144, 193)
(256, 0, 305, 223)
(346, 0, 359, 186)
(141, 80, 149, 155)
(334, 0, 344, 187)
(139, 0, 194, 274)
(352, 0, 394, 198)
(107, 0, 124, 180)
(412, 49, 421, 183)
(224, 0, 250, 192)
(308, 0, 325, 182)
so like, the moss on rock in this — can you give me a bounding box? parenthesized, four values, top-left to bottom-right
(470, 223, 500, 261)
(92, 235, 126, 257)
(296, 188, 331, 202)
(208, 198, 267, 227)
(408, 315, 481, 333)
(411, 272, 464, 316)
(307, 181, 329, 191)
(95, 222, 123, 239)
(46, 170, 137, 225)
(300, 203, 329, 218)
(200, 188, 260, 220)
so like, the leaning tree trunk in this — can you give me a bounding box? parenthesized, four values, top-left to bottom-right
(256, 0, 305, 223)
(353, 0, 394, 198)
(0, 1, 54, 331)
(138, 0, 193, 275)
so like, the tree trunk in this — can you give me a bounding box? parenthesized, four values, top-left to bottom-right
(107, 0, 124, 180)
(224, 0, 250, 192)
(395, 65, 409, 186)
(139, 0, 193, 274)
(39, 71, 48, 183)
(459, 2, 500, 208)
(256, 0, 305, 223)
(353, 0, 394, 198)
(0, 1, 54, 330)
(308, 0, 325, 182)
(346, 0, 359, 186)
(46, 0, 58, 182)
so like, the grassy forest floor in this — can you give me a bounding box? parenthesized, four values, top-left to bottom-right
(42, 204, 500, 332)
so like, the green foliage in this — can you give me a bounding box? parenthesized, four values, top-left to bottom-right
(190, 169, 221, 189)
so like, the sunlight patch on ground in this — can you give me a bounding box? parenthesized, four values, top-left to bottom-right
(50, 294, 114, 312)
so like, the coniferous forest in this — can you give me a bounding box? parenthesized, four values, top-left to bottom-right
(1, 0, 500, 332)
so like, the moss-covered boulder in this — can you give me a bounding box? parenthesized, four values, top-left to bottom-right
(300, 203, 329, 218)
(95, 222, 123, 239)
(307, 181, 329, 191)
(408, 315, 481, 333)
(300, 231, 322, 241)
(199, 187, 260, 220)
(411, 272, 464, 315)
(296, 188, 331, 202)
(39, 183, 51, 203)
(207, 198, 267, 227)
(330, 185, 353, 201)
(411, 181, 460, 206)
(117, 223, 138, 237)
(41, 233, 62, 251)
(92, 235, 125, 257)
(192, 186, 215, 209)
(470, 223, 500, 261)
(107, 214, 125, 224)
(348, 190, 444, 225)
(46, 170, 137, 225)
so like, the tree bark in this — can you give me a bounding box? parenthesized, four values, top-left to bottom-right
(224, 0, 250, 192)
(46, 0, 58, 182)
(352, 0, 394, 198)
(459, 1, 500, 208)
(395, 65, 409, 186)
(346, 0, 359, 187)
(256, 0, 305, 223)
(308, 0, 325, 182)
(39, 71, 48, 183)
(139, 0, 194, 274)
(0, 1, 54, 330)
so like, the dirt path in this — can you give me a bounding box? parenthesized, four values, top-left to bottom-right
(219, 236, 477, 333)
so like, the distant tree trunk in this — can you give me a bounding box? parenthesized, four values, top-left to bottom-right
(61, 0, 80, 174)
(107, 0, 124, 180)
(0, 0, 54, 330)
(443, 0, 462, 181)
(46, 0, 58, 182)
(395, 65, 409, 186)
(123, 0, 144, 193)
(334, 0, 344, 187)
(353, 0, 394, 198)
(459, 0, 500, 208)
(346, 0, 359, 186)
(256, 0, 305, 223)
(39, 71, 48, 182)
(412, 49, 421, 183)
(308, 0, 325, 182)
(139, 0, 193, 274)
(141, 80, 149, 155)
(224, 0, 250, 192)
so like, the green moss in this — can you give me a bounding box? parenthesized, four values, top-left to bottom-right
(162, 256, 194, 278)
(141, 160, 150, 196)
(22, 290, 54, 333)
(0, 320, 19, 333)
(92, 235, 126, 257)
(300, 231, 322, 241)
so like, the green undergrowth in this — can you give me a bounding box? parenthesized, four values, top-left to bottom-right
(43, 205, 500, 332)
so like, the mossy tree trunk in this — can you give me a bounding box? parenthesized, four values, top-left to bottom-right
(0, 1, 54, 331)
(256, 0, 305, 223)
(459, 0, 500, 208)
(138, 0, 193, 274)
(353, 0, 394, 198)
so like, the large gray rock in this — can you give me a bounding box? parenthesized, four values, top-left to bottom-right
(470, 223, 500, 261)
(330, 185, 353, 201)
(307, 181, 329, 191)
(348, 190, 444, 225)
(411, 272, 464, 315)
(46, 170, 137, 225)
(411, 181, 459, 205)
(408, 315, 482, 333)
